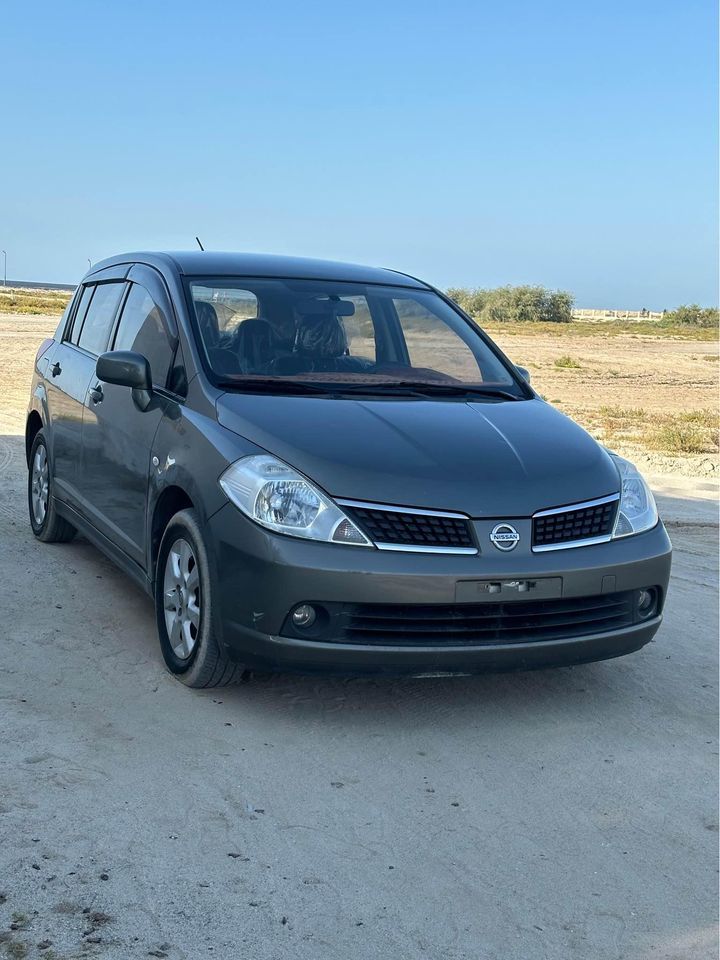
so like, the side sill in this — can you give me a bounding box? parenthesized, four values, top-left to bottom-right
(54, 497, 154, 598)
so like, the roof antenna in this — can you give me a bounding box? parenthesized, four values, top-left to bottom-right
(195, 236, 205, 251)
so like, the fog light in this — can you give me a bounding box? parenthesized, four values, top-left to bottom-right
(292, 604, 317, 628)
(637, 589, 656, 618)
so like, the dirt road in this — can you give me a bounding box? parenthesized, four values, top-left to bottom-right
(0, 319, 718, 959)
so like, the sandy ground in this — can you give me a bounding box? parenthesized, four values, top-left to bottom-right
(0, 315, 718, 959)
(488, 325, 719, 479)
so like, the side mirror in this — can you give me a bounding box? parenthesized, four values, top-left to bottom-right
(515, 365, 531, 384)
(97, 351, 153, 410)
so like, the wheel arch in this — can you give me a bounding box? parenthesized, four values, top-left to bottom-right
(150, 485, 195, 587)
(25, 410, 44, 467)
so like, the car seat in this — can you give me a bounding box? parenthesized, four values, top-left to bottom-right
(268, 314, 371, 376)
(233, 318, 274, 373)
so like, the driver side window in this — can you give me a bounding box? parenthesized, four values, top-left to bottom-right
(113, 283, 175, 389)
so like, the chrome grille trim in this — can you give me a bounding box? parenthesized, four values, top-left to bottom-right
(532, 533, 613, 553)
(375, 543, 478, 555)
(336, 499, 469, 519)
(533, 493, 620, 518)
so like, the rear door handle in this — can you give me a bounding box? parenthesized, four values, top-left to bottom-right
(89, 384, 104, 404)
(50, 362, 62, 377)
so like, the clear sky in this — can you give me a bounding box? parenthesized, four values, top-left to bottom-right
(1, 0, 717, 308)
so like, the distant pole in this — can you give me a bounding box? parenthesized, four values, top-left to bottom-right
(1, 250, 6, 287)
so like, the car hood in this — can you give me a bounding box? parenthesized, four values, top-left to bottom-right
(216, 394, 620, 517)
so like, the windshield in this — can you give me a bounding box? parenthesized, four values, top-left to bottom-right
(187, 278, 525, 398)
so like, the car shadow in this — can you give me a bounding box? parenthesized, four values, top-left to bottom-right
(214, 659, 634, 727)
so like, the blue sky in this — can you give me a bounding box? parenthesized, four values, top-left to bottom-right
(1, 0, 717, 308)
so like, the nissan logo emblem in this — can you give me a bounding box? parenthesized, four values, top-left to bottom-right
(490, 522, 520, 552)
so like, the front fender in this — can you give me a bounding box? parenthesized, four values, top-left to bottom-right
(146, 401, 266, 568)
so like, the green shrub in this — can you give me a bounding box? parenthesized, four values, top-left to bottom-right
(661, 304, 719, 328)
(649, 423, 717, 454)
(446, 285, 573, 324)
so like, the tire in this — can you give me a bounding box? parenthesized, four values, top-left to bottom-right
(28, 429, 76, 543)
(155, 508, 245, 688)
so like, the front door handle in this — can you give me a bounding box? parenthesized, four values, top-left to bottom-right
(89, 384, 104, 404)
(50, 361, 62, 377)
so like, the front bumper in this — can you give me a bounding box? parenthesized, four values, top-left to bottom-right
(207, 504, 672, 675)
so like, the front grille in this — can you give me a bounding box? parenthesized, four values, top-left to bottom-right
(335, 591, 635, 646)
(533, 497, 619, 548)
(342, 504, 475, 550)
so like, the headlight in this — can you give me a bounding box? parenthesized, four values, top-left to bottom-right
(611, 454, 658, 538)
(219, 455, 372, 546)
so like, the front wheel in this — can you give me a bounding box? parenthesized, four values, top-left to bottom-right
(28, 429, 76, 543)
(155, 508, 245, 688)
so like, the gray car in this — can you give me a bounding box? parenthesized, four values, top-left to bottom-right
(26, 252, 672, 687)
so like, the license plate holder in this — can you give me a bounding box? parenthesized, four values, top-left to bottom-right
(455, 577, 562, 602)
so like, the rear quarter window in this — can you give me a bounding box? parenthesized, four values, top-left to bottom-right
(67, 285, 94, 344)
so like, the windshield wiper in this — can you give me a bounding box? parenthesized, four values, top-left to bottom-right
(216, 378, 524, 401)
(378, 382, 524, 401)
(216, 378, 341, 396)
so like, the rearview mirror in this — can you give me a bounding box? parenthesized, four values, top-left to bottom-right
(297, 297, 356, 317)
(515, 365, 531, 384)
(97, 351, 153, 410)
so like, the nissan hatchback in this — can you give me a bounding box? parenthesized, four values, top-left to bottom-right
(27, 252, 672, 687)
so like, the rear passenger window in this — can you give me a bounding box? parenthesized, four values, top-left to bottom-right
(77, 283, 125, 355)
(113, 283, 176, 388)
(68, 285, 94, 344)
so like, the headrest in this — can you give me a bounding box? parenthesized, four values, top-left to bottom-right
(235, 317, 271, 342)
(195, 301, 220, 347)
(234, 318, 273, 370)
(295, 314, 347, 358)
(195, 300, 219, 330)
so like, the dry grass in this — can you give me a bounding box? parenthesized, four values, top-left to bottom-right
(649, 421, 718, 455)
(598, 405, 647, 420)
(484, 319, 718, 341)
(591, 406, 719, 456)
(0, 286, 72, 316)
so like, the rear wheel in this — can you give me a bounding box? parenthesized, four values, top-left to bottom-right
(28, 429, 76, 543)
(155, 508, 245, 688)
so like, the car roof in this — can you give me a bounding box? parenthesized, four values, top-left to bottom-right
(86, 251, 430, 289)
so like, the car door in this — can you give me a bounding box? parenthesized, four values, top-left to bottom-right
(79, 265, 182, 568)
(44, 275, 127, 508)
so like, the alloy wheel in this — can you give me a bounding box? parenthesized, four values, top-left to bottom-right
(31, 444, 49, 526)
(163, 538, 201, 659)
